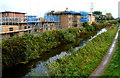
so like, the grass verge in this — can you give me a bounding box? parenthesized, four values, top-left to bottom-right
(102, 31, 120, 77)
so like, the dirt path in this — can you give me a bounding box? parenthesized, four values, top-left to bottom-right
(89, 26, 120, 78)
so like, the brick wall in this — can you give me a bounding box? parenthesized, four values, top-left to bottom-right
(2, 12, 25, 18)
(1, 25, 19, 33)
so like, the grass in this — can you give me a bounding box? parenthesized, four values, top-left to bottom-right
(48, 25, 118, 76)
(102, 31, 120, 77)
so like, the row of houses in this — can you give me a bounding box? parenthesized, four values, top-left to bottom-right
(0, 10, 95, 39)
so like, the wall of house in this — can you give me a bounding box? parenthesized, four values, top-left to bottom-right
(88, 15, 95, 24)
(1, 25, 19, 33)
(60, 15, 70, 28)
(2, 32, 19, 39)
(2, 12, 26, 23)
(60, 15, 83, 28)
(2, 12, 25, 18)
(43, 22, 55, 31)
(18, 31, 25, 36)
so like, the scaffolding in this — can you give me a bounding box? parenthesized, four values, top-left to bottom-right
(44, 15, 63, 29)
(44, 16, 60, 22)
(47, 10, 89, 22)
(65, 11, 80, 14)
(26, 15, 40, 33)
(80, 11, 89, 22)
(26, 16, 39, 25)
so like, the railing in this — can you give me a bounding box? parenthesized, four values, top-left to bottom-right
(44, 16, 60, 22)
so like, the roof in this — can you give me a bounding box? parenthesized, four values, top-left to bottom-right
(65, 11, 80, 14)
(47, 10, 81, 15)
(47, 10, 89, 15)
(0, 11, 26, 14)
(26, 15, 37, 18)
(80, 11, 89, 15)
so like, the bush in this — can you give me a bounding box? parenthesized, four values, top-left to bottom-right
(91, 22, 100, 30)
(2, 36, 26, 69)
(2, 27, 84, 70)
(83, 22, 94, 31)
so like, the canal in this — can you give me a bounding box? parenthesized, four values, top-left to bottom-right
(2, 27, 108, 78)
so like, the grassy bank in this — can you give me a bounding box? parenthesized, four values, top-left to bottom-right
(2, 20, 118, 70)
(102, 31, 120, 77)
(2, 27, 86, 70)
(48, 24, 118, 76)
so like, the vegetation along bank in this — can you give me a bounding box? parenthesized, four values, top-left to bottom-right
(48, 23, 118, 76)
(102, 31, 120, 77)
(2, 20, 118, 70)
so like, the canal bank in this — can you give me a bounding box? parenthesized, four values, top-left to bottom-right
(102, 28, 120, 76)
(2, 26, 111, 78)
(48, 25, 118, 76)
(89, 26, 120, 77)
(3, 25, 115, 78)
(2, 31, 95, 78)
(2, 22, 118, 78)
(2, 21, 117, 70)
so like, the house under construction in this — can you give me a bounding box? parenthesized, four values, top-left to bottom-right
(45, 10, 95, 28)
(0, 11, 32, 39)
(0, 10, 95, 39)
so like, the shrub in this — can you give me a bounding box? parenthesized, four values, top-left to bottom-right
(91, 22, 100, 30)
(2, 27, 85, 69)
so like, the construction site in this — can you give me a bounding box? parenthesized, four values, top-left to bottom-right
(0, 10, 95, 40)
(1, 0, 119, 78)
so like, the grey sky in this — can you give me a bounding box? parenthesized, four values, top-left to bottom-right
(0, 0, 119, 18)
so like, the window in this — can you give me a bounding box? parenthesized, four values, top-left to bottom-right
(9, 28, 13, 31)
(50, 24, 53, 26)
(35, 29, 37, 32)
(28, 30, 31, 33)
(68, 23, 72, 26)
(81, 17, 84, 19)
(10, 33, 14, 37)
(5, 13, 9, 16)
(50, 27, 52, 30)
(45, 24, 48, 27)
(0, 26, 2, 32)
(40, 28, 43, 31)
(28, 26, 30, 28)
(24, 26, 27, 29)
(69, 17, 73, 22)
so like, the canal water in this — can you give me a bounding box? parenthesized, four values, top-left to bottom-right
(2, 28, 108, 78)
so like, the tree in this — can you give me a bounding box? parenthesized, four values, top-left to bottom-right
(92, 11, 102, 16)
(106, 13, 114, 20)
(92, 11, 102, 20)
(106, 13, 112, 16)
(83, 22, 93, 31)
(91, 22, 99, 30)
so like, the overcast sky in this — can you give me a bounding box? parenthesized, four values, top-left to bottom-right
(0, 0, 119, 18)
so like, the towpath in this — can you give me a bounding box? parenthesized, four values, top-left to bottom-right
(89, 26, 120, 78)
